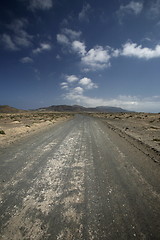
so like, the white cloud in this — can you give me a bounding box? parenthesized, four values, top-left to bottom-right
(72, 87, 84, 95)
(0, 34, 18, 51)
(33, 43, 52, 54)
(57, 25, 160, 71)
(112, 49, 121, 57)
(64, 93, 160, 112)
(57, 26, 160, 70)
(79, 3, 91, 21)
(81, 46, 111, 70)
(57, 28, 113, 71)
(57, 30, 112, 71)
(79, 77, 98, 89)
(57, 29, 87, 64)
(62, 28, 82, 40)
(72, 40, 86, 56)
(29, 0, 53, 11)
(60, 74, 159, 112)
(121, 42, 160, 59)
(20, 57, 33, 63)
(61, 75, 98, 102)
(117, 1, 143, 23)
(60, 82, 69, 90)
(57, 29, 82, 49)
(57, 34, 70, 45)
(65, 75, 79, 83)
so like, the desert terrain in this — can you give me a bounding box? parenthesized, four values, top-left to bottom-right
(87, 112, 160, 162)
(0, 111, 160, 158)
(1, 114, 160, 239)
(0, 112, 74, 148)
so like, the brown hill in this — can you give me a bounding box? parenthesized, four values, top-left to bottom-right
(38, 105, 130, 113)
(0, 105, 24, 113)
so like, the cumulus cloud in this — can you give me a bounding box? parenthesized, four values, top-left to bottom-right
(60, 71, 159, 112)
(112, 49, 121, 57)
(33, 43, 52, 54)
(60, 82, 69, 90)
(79, 77, 98, 89)
(65, 75, 79, 83)
(20, 57, 33, 63)
(117, 1, 143, 23)
(57, 34, 70, 45)
(79, 3, 91, 21)
(61, 73, 160, 112)
(63, 75, 97, 89)
(29, 0, 53, 11)
(57, 29, 112, 71)
(81, 46, 111, 70)
(62, 28, 82, 40)
(57, 26, 160, 71)
(121, 42, 160, 59)
(61, 74, 99, 107)
(72, 41, 86, 56)
(57, 28, 82, 47)
(57, 29, 87, 60)
(57, 28, 112, 71)
(61, 74, 97, 92)
(72, 87, 84, 95)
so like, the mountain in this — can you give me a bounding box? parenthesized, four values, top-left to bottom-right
(38, 105, 130, 113)
(0, 104, 130, 113)
(38, 105, 86, 112)
(0, 105, 24, 113)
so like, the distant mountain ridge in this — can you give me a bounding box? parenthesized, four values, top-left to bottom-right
(0, 104, 130, 113)
(38, 105, 130, 113)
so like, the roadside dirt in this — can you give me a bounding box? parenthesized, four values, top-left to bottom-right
(88, 112, 160, 163)
(0, 112, 74, 148)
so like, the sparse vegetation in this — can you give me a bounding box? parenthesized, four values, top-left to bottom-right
(87, 112, 160, 152)
(153, 139, 160, 142)
(0, 112, 74, 146)
(0, 130, 5, 135)
(150, 126, 158, 129)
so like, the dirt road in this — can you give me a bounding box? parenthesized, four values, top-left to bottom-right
(0, 115, 160, 239)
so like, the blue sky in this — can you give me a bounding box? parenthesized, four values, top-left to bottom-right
(0, 0, 160, 112)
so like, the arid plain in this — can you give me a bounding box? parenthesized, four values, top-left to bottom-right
(0, 111, 160, 160)
(0, 112, 74, 147)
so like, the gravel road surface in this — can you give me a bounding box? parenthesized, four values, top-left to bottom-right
(0, 115, 160, 240)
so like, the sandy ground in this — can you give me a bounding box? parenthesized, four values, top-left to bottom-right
(1, 112, 160, 154)
(0, 112, 74, 148)
(1, 115, 160, 239)
(88, 112, 160, 153)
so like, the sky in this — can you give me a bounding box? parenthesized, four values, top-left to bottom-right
(0, 0, 160, 112)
